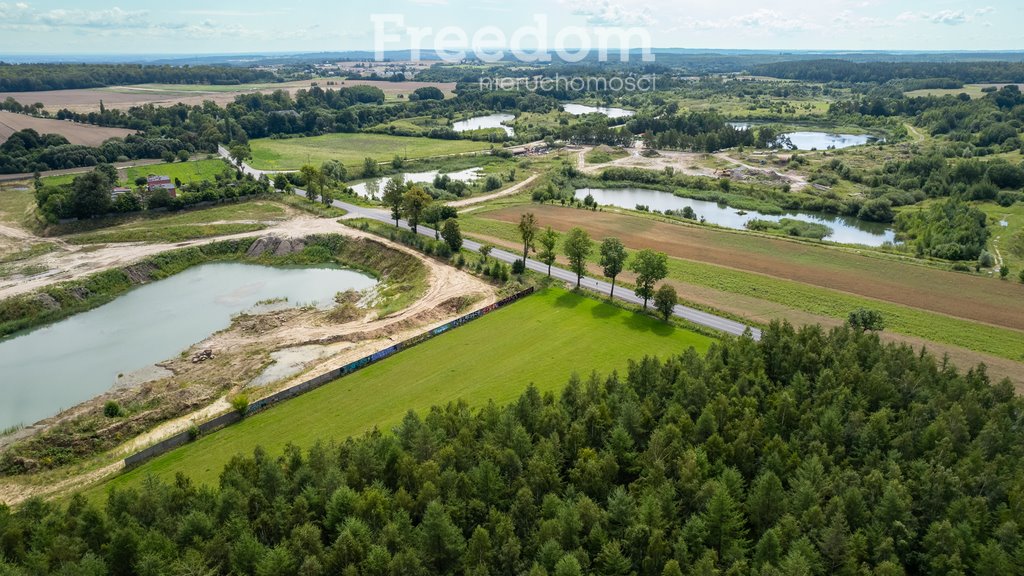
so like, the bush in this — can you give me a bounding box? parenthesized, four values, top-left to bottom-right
(848, 308, 885, 332)
(103, 401, 124, 418)
(511, 259, 526, 274)
(231, 394, 250, 417)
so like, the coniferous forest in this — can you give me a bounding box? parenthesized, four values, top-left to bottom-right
(1, 322, 1020, 576)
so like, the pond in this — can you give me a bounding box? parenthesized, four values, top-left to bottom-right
(576, 188, 896, 246)
(0, 263, 378, 429)
(350, 168, 482, 199)
(726, 123, 877, 150)
(780, 131, 874, 150)
(563, 104, 635, 119)
(452, 114, 515, 136)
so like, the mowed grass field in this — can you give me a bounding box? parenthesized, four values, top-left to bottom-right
(39, 159, 228, 188)
(249, 134, 493, 171)
(462, 208, 1024, 364)
(93, 288, 712, 493)
(123, 159, 228, 185)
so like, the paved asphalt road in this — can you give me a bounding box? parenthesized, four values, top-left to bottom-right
(223, 151, 762, 339)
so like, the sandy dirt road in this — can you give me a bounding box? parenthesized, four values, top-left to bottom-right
(447, 174, 540, 208)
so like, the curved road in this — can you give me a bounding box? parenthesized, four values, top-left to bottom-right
(222, 150, 761, 339)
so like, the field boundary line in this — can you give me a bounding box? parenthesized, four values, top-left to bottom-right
(122, 287, 536, 469)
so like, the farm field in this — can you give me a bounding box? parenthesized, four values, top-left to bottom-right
(458, 207, 1024, 371)
(478, 204, 1024, 333)
(0, 79, 457, 113)
(249, 133, 493, 170)
(903, 83, 1024, 98)
(0, 111, 135, 146)
(93, 287, 712, 492)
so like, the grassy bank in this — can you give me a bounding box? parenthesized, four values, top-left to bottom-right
(0, 234, 427, 474)
(92, 287, 713, 492)
(0, 233, 426, 340)
(64, 201, 287, 244)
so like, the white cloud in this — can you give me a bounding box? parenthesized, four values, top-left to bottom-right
(896, 8, 992, 27)
(559, 0, 654, 27)
(0, 3, 269, 39)
(929, 10, 968, 26)
(684, 9, 821, 33)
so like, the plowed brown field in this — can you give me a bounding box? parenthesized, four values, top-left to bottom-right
(484, 204, 1024, 332)
(0, 111, 135, 146)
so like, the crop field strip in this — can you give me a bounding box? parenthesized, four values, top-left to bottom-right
(460, 210, 1024, 364)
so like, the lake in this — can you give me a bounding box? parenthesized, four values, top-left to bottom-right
(726, 123, 876, 150)
(576, 188, 895, 246)
(350, 168, 482, 199)
(452, 114, 515, 136)
(563, 104, 635, 119)
(0, 263, 377, 429)
(781, 132, 874, 150)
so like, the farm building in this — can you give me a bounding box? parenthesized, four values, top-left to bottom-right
(146, 175, 176, 197)
(110, 186, 132, 199)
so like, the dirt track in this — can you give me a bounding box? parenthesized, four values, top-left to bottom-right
(483, 204, 1024, 332)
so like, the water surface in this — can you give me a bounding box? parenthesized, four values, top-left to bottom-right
(350, 168, 482, 199)
(0, 263, 377, 429)
(452, 114, 515, 136)
(576, 187, 895, 246)
(563, 104, 635, 118)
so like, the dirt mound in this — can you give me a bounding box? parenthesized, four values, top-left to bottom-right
(245, 235, 306, 257)
(122, 261, 157, 284)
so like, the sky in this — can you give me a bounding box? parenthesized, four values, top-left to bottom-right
(0, 0, 1021, 56)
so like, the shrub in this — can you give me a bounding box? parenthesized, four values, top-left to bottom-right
(848, 308, 885, 332)
(231, 394, 250, 417)
(103, 401, 124, 418)
(511, 259, 526, 274)
(1000, 265, 1010, 279)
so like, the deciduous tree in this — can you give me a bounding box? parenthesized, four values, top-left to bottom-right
(630, 249, 668, 309)
(518, 213, 538, 265)
(654, 284, 677, 321)
(599, 237, 627, 298)
(538, 227, 559, 277)
(403, 186, 432, 234)
(563, 227, 593, 288)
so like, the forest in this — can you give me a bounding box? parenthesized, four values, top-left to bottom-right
(750, 60, 1024, 84)
(0, 64, 279, 92)
(0, 322, 1020, 576)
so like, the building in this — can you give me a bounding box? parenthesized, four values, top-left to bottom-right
(146, 175, 176, 197)
(110, 186, 132, 199)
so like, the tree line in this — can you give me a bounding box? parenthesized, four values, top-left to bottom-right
(515, 213, 679, 320)
(0, 63, 278, 92)
(751, 60, 1024, 84)
(1, 321, 1020, 575)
